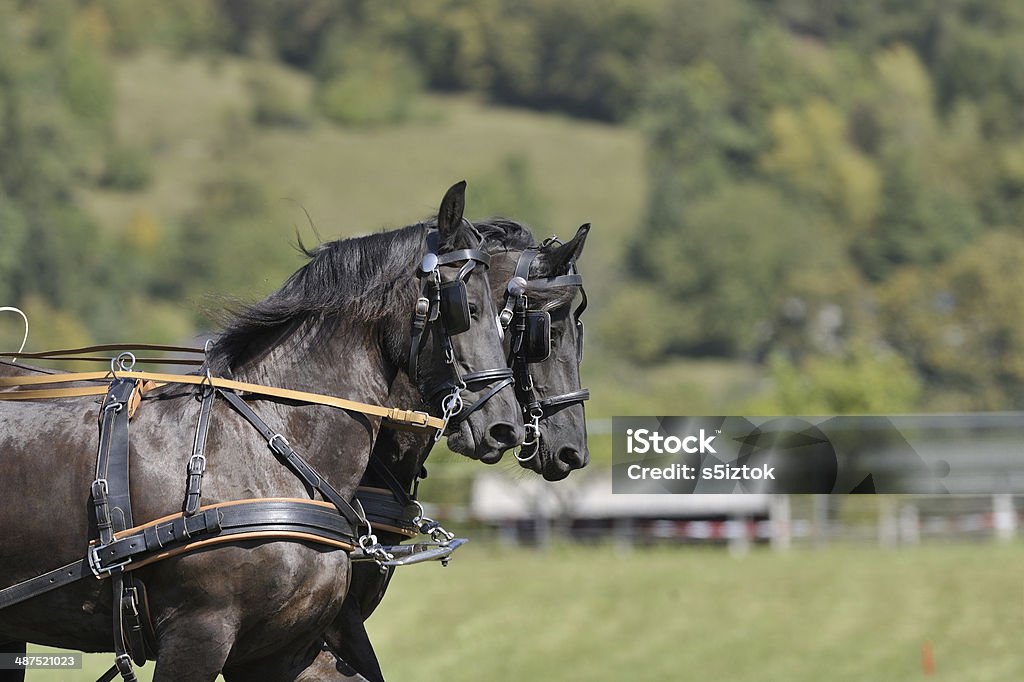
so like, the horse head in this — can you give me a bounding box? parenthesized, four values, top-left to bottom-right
(407, 181, 525, 463)
(488, 223, 591, 480)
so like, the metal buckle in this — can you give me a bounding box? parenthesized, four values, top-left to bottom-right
(268, 433, 290, 456)
(497, 307, 515, 330)
(414, 296, 430, 317)
(187, 453, 207, 475)
(87, 544, 132, 578)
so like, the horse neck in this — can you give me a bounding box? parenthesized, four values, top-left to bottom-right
(224, 322, 396, 499)
(231, 321, 392, 409)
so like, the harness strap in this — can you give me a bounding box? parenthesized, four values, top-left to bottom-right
(0, 499, 357, 611)
(448, 375, 515, 426)
(538, 388, 591, 413)
(183, 389, 215, 516)
(0, 370, 444, 430)
(217, 389, 366, 531)
(0, 343, 203, 360)
(92, 379, 143, 680)
(365, 456, 413, 509)
(94, 379, 137, 538)
(354, 486, 418, 538)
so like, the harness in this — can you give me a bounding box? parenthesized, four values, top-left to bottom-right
(496, 239, 590, 461)
(0, 233, 505, 682)
(409, 229, 515, 434)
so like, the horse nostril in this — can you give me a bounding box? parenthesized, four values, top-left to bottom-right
(487, 422, 520, 449)
(557, 446, 588, 470)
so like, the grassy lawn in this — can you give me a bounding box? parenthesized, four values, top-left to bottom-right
(27, 542, 1024, 681)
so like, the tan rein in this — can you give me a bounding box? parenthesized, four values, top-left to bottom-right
(0, 369, 445, 430)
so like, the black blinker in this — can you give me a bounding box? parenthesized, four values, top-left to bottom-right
(524, 311, 551, 363)
(439, 280, 471, 335)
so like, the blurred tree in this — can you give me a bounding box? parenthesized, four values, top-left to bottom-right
(747, 342, 921, 414)
(619, 182, 844, 358)
(177, 175, 302, 321)
(470, 154, 549, 230)
(878, 232, 1024, 409)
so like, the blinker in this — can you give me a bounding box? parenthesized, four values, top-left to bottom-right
(439, 280, 471, 335)
(524, 311, 551, 363)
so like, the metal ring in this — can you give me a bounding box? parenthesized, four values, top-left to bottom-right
(111, 352, 136, 378)
(514, 446, 537, 463)
(442, 391, 464, 417)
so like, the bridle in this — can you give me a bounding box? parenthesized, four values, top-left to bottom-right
(496, 238, 590, 462)
(409, 228, 515, 440)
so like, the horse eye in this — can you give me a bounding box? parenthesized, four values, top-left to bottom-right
(469, 302, 479, 318)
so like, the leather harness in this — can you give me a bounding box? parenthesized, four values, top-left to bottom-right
(0, 234, 515, 681)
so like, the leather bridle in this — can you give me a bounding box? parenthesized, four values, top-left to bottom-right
(496, 238, 590, 462)
(408, 228, 515, 439)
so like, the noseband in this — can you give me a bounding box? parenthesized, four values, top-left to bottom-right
(409, 229, 515, 439)
(496, 239, 590, 462)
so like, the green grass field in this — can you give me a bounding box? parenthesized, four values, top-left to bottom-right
(26, 542, 1024, 681)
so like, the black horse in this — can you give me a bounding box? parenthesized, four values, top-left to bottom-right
(0, 182, 524, 681)
(298, 220, 592, 682)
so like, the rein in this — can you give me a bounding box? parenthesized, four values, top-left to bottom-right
(0, 367, 445, 430)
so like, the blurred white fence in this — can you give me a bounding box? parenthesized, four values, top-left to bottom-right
(468, 471, 1022, 550)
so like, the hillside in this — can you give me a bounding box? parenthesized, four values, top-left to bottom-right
(80, 51, 646, 309)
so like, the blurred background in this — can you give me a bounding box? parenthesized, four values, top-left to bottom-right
(2, 1, 1021, 680)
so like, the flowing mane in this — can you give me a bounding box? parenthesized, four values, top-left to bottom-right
(209, 223, 429, 372)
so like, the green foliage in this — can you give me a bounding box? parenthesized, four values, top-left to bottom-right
(470, 154, 549, 228)
(246, 66, 310, 129)
(0, 192, 28, 305)
(316, 49, 423, 127)
(878, 232, 1024, 409)
(176, 175, 301, 318)
(748, 344, 922, 414)
(99, 144, 152, 190)
(3, 0, 1024, 410)
(61, 37, 115, 127)
(622, 182, 844, 358)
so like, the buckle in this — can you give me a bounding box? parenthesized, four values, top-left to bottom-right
(414, 296, 430, 317)
(187, 453, 207, 475)
(88, 544, 132, 578)
(497, 307, 514, 329)
(268, 433, 290, 456)
(91, 478, 109, 498)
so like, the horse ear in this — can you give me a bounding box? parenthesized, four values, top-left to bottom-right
(437, 180, 468, 247)
(539, 223, 590, 275)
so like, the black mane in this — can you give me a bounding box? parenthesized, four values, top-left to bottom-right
(475, 218, 578, 308)
(475, 218, 538, 251)
(209, 223, 428, 372)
